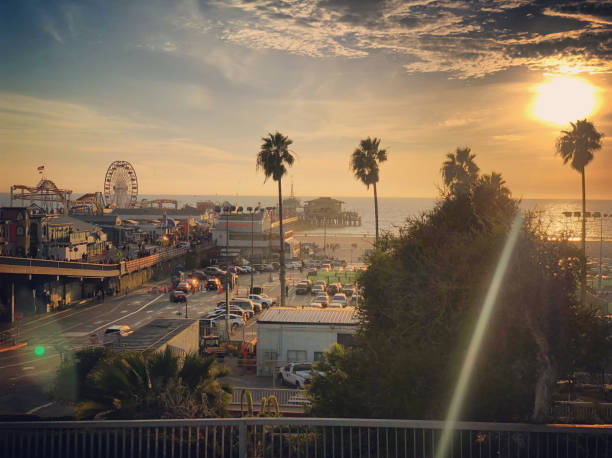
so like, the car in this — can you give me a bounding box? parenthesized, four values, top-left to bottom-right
(278, 362, 319, 389)
(204, 266, 226, 277)
(170, 290, 188, 302)
(230, 298, 257, 316)
(248, 294, 275, 309)
(308, 302, 324, 308)
(250, 286, 264, 295)
(321, 263, 332, 272)
(263, 264, 275, 272)
(236, 266, 248, 274)
(311, 284, 325, 296)
(103, 325, 133, 344)
(176, 282, 190, 292)
(186, 278, 199, 290)
(177, 241, 191, 249)
(295, 280, 312, 295)
(314, 280, 327, 288)
(342, 284, 356, 296)
(328, 302, 343, 308)
(326, 283, 342, 295)
(330, 293, 348, 307)
(271, 262, 280, 270)
(314, 294, 329, 307)
(206, 278, 222, 291)
(212, 306, 250, 319)
(211, 313, 245, 331)
(307, 268, 318, 277)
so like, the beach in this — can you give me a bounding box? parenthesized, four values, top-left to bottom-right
(294, 233, 376, 263)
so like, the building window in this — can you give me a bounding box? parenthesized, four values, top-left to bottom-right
(337, 333, 355, 348)
(287, 350, 306, 362)
(263, 351, 278, 361)
(314, 352, 324, 362)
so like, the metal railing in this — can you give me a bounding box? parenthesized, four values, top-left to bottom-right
(553, 401, 612, 422)
(0, 255, 118, 271)
(1, 418, 610, 458)
(124, 248, 187, 273)
(231, 387, 308, 409)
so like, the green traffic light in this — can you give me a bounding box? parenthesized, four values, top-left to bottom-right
(34, 346, 45, 356)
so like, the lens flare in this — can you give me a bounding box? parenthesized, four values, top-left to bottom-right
(436, 215, 522, 458)
(34, 345, 46, 356)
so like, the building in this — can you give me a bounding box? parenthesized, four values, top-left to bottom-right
(111, 318, 199, 354)
(213, 210, 298, 261)
(302, 197, 361, 227)
(0, 206, 43, 257)
(256, 307, 358, 375)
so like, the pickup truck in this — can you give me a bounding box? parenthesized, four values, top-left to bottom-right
(278, 362, 317, 389)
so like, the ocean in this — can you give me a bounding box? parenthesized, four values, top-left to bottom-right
(2, 192, 611, 242)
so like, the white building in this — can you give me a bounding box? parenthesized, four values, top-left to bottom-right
(256, 307, 358, 376)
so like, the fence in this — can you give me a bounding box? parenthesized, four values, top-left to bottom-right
(231, 388, 309, 409)
(1, 418, 610, 458)
(123, 248, 187, 274)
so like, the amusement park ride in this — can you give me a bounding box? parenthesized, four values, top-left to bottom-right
(10, 161, 141, 215)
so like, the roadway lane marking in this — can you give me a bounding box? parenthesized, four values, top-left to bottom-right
(121, 310, 128, 313)
(22, 366, 35, 370)
(146, 310, 154, 313)
(94, 320, 103, 324)
(27, 402, 54, 415)
(91, 295, 164, 333)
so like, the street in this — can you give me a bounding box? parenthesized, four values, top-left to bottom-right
(0, 270, 313, 416)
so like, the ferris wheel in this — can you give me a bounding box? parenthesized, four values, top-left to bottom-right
(103, 161, 138, 208)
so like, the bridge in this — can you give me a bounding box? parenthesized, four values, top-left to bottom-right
(0, 247, 187, 279)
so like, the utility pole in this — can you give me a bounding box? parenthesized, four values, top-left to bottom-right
(11, 282, 15, 324)
(225, 208, 230, 341)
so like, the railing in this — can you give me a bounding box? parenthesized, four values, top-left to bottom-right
(1, 418, 610, 458)
(231, 387, 308, 409)
(553, 401, 612, 422)
(123, 248, 187, 274)
(0, 255, 118, 271)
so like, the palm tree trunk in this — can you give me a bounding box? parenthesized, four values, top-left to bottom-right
(373, 182, 379, 243)
(278, 178, 286, 307)
(581, 168, 586, 305)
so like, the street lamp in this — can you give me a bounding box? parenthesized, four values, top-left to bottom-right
(224, 206, 231, 341)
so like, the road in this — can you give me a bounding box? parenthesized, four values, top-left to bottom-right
(0, 269, 312, 416)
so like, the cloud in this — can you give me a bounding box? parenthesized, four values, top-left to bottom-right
(173, 0, 612, 78)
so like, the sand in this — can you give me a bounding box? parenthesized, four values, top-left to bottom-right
(294, 233, 375, 263)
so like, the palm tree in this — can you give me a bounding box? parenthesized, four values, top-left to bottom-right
(441, 146, 480, 197)
(74, 348, 231, 419)
(556, 119, 604, 303)
(257, 132, 295, 307)
(350, 137, 388, 242)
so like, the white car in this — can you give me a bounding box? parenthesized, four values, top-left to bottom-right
(248, 294, 275, 309)
(279, 362, 317, 389)
(328, 302, 343, 308)
(212, 313, 245, 330)
(330, 293, 348, 307)
(309, 302, 324, 308)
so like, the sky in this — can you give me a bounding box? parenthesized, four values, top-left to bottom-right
(1, 0, 611, 199)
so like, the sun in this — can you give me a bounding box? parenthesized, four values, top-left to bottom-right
(532, 76, 598, 125)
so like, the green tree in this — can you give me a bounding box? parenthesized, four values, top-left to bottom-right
(350, 137, 387, 242)
(555, 119, 604, 304)
(70, 347, 231, 419)
(257, 132, 295, 307)
(309, 150, 608, 423)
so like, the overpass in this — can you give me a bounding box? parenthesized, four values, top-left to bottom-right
(0, 247, 187, 279)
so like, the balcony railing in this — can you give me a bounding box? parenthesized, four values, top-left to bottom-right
(1, 417, 610, 458)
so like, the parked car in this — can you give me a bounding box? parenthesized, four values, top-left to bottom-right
(278, 362, 318, 389)
(326, 283, 342, 295)
(191, 270, 207, 280)
(170, 290, 188, 302)
(212, 306, 250, 319)
(295, 280, 312, 295)
(330, 293, 348, 307)
(204, 266, 226, 277)
(308, 302, 324, 308)
(314, 294, 329, 307)
(311, 284, 325, 295)
(230, 298, 257, 316)
(103, 325, 133, 344)
(176, 282, 190, 292)
(248, 294, 275, 309)
(211, 313, 245, 331)
(342, 284, 356, 296)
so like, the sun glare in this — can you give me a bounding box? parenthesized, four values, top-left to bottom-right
(533, 76, 598, 125)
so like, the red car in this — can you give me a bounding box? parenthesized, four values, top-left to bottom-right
(170, 291, 187, 302)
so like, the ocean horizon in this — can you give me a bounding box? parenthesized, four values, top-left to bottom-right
(2, 192, 611, 242)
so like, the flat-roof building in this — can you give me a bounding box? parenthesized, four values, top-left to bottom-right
(256, 307, 359, 376)
(111, 318, 199, 355)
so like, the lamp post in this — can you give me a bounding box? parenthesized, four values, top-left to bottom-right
(224, 206, 230, 341)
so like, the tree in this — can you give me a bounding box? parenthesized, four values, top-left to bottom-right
(555, 119, 604, 304)
(350, 137, 387, 242)
(309, 150, 609, 423)
(68, 348, 231, 419)
(257, 132, 295, 307)
(441, 146, 479, 198)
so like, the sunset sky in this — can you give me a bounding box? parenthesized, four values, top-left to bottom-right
(1, 0, 611, 199)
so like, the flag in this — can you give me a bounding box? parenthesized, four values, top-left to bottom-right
(37, 165, 45, 173)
